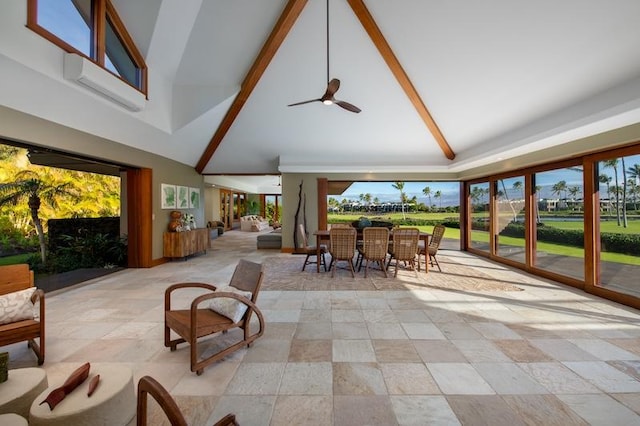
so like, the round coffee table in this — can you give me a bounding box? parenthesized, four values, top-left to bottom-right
(29, 364, 135, 426)
(0, 413, 28, 425)
(0, 367, 48, 419)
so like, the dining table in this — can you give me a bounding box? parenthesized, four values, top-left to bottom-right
(313, 229, 431, 274)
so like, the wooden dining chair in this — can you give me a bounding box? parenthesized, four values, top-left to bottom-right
(299, 224, 327, 271)
(328, 227, 357, 278)
(387, 227, 420, 277)
(357, 227, 390, 278)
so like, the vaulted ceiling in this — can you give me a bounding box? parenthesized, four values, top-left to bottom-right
(2, 0, 640, 181)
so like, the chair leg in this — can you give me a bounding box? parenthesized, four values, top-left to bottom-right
(348, 259, 356, 278)
(430, 254, 442, 272)
(302, 254, 311, 271)
(322, 253, 327, 272)
(379, 259, 388, 278)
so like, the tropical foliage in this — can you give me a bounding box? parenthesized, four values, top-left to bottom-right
(0, 146, 121, 265)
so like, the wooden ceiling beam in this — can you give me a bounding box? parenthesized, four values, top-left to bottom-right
(347, 0, 455, 160)
(196, 0, 309, 173)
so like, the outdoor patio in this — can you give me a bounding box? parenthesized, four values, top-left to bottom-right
(5, 229, 640, 425)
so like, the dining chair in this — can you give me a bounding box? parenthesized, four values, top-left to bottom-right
(357, 227, 390, 278)
(387, 227, 420, 277)
(328, 227, 357, 278)
(299, 224, 327, 272)
(418, 224, 446, 272)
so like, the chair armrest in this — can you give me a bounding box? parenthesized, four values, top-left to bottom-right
(191, 291, 263, 326)
(164, 283, 217, 312)
(31, 288, 45, 321)
(190, 292, 258, 313)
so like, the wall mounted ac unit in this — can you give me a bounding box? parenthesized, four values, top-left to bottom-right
(63, 53, 146, 112)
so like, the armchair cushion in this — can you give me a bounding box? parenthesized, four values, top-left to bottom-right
(0, 287, 36, 325)
(209, 286, 253, 323)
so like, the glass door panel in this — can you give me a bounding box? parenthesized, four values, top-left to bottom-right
(597, 154, 640, 297)
(533, 167, 584, 280)
(496, 176, 526, 263)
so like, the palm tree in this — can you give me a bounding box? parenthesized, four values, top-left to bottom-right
(551, 180, 567, 211)
(0, 170, 78, 264)
(621, 157, 628, 227)
(434, 190, 442, 210)
(392, 181, 406, 219)
(422, 186, 432, 210)
(512, 181, 524, 200)
(599, 174, 612, 216)
(627, 163, 640, 210)
(568, 186, 580, 211)
(603, 159, 621, 225)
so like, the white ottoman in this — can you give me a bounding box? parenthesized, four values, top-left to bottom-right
(30, 364, 135, 426)
(0, 367, 48, 418)
(0, 413, 28, 425)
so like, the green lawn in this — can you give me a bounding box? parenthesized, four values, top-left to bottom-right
(543, 218, 640, 234)
(0, 253, 32, 266)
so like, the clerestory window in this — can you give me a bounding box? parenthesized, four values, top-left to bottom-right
(27, 0, 147, 94)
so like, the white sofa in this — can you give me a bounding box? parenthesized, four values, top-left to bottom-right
(240, 215, 270, 232)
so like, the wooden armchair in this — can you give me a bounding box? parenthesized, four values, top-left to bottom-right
(164, 259, 265, 375)
(0, 264, 45, 365)
(137, 375, 237, 426)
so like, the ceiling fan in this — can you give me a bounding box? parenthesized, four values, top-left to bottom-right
(287, 0, 361, 113)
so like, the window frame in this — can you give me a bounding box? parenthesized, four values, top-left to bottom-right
(26, 0, 147, 96)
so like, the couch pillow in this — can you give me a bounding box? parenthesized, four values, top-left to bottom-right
(209, 285, 252, 323)
(0, 287, 36, 325)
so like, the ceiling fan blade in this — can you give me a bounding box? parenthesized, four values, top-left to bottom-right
(325, 78, 340, 97)
(335, 100, 361, 113)
(287, 99, 322, 107)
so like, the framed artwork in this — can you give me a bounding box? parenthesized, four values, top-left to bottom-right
(189, 187, 200, 209)
(177, 186, 189, 209)
(161, 184, 176, 209)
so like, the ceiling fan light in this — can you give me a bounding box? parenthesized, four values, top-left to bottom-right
(323, 99, 333, 105)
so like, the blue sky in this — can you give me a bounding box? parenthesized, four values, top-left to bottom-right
(332, 154, 640, 206)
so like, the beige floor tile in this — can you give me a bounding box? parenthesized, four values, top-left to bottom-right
(501, 394, 588, 426)
(390, 395, 460, 426)
(289, 339, 332, 362)
(271, 396, 333, 426)
(279, 362, 333, 395)
(333, 362, 388, 395)
(381, 363, 440, 395)
(334, 395, 398, 426)
(494, 339, 555, 362)
(373, 340, 422, 363)
(446, 395, 525, 426)
(333, 339, 376, 362)
(557, 393, 640, 425)
(413, 340, 468, 363)
(427, 363, 494, 395)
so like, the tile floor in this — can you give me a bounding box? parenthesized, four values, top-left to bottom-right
(6, 229, 640, 425)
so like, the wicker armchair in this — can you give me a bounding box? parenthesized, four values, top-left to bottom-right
(418, 224, 446, 272)
(328, 227, 357, 278)
(357, 227, 390, 278)
(387, 228, 420, 277)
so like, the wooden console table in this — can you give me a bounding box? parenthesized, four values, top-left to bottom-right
(163, 229, 209, 260)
